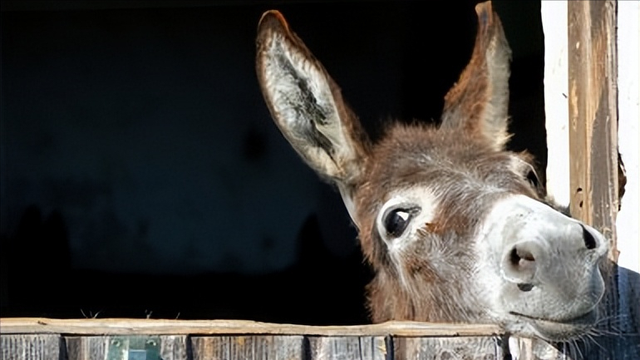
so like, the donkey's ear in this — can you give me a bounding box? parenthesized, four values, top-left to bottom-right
(256, 11, 370, 187)
(440, 1, 512, 150)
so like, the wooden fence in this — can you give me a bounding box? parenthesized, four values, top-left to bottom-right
(2, 316, 640, 359)
(0, 318, 597, 360)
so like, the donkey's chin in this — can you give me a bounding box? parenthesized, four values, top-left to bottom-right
(507, 309, 599, 341)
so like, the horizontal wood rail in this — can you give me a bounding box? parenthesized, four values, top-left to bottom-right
(0, 318, 501, 336)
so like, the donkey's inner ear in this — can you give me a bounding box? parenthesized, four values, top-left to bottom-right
(256, 10, 369, 185)
(440, 1, 512, 150)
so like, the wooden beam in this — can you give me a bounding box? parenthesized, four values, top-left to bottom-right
(0, 318, 500, 336)
(567, 5, 640, 360)
(568, 0, 619, 261)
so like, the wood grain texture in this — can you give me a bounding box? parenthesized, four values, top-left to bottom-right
(0, 318, 500, 337)
(2, 326, 639, 359)
(307, 336, 388, 360)
(158, 335, 190, 360)
(190, 335, 304, 360)
(393, 336, 501, 360)
(64, 336, 108, 360)
(507, 337, 567, 360)
(568, 0, 619, 260)
(1, 334, 61, 360)
(568, 2, 640, 360)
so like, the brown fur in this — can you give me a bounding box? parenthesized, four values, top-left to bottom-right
(355, 124, 541, 322)
(256, 2, 605, 338)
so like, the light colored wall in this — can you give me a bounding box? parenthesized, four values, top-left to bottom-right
(541, 1, 570, 207)
(617, 0, 640, 273)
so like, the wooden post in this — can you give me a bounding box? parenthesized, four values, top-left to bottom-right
(567, 0, 620, 261)
(566, 4, 640, 359)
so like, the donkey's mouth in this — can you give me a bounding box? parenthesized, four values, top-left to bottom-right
(509, 309, 597, 325)
(509, 310, 598, 341)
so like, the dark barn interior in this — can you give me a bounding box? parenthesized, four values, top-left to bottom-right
(0, 0, 544, 324)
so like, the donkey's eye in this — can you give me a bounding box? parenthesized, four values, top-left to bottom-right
(383, 207, 419, 238)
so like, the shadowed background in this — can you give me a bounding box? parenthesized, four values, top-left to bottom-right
(0, 0, 543, 324)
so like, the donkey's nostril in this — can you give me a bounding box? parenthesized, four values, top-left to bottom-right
(509, 248, 519, 265)
(503, 242, 539, 284)
(509, 247, 535, 266)
(517, 283, 534, 292)
(581, 225, 597, 250)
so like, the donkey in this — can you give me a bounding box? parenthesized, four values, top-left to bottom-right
(255, 1, 609, 341)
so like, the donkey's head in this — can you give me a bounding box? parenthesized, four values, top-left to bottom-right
(256, 1, 608, 341)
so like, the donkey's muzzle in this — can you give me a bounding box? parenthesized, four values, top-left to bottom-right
(480, 194, 608, 339)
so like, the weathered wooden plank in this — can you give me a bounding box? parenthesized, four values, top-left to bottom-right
(65, 335, 189, 360)
(507, 337, 568, 360)
(307, 336, 387, 360)
(393, 336, 501, 360)
(568, 2, 640, 360)
(64, 336, 108, 360)
(158, 336, 190, 360)
(0, 334, 61, 360)
(568, 0, 619, 260)
(0, 318, 500, 337)
(190, 335, 304, 360)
